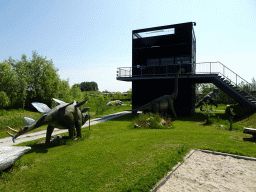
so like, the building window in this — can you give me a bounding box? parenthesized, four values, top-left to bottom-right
(176, 57, 190, 64)
(161, 58, 174, 65)
(133, 28, 175, 39)
(147, 58, 159, 66)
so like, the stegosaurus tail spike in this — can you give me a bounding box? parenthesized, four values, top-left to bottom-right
(75, 99, 88, 108)
(24, 117, 36, 125)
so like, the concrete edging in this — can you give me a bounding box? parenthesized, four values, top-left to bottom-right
(200, 149, 256, 161)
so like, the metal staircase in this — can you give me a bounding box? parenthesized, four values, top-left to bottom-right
(117, 62, 256, 110)
(210, 73, 256, 109)
(198, 62, 256, 110)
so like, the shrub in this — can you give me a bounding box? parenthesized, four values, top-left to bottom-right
(225, 104, 255, 119)
(202, 101, 215, 125)
(94, 95, 108, 115)
(0, 91, 10, 116)
(133, 113, 173, 129)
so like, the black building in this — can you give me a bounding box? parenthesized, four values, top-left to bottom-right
(117, 22, 256, 116)
(119, 22, 197, 117)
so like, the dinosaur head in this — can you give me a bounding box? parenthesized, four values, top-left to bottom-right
(82, 113, 90, 125)
(80, 107, 90, 125)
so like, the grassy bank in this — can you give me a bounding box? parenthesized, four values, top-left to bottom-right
(0, 111, 256, 191)
(0, 101, 132, 139)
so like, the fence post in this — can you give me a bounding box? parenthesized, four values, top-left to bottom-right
(236, 75, 237, 86)
(210, 62, 211, 74)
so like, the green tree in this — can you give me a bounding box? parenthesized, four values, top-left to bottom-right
(116, 91, 122, 100)
(90, 81, 99, 91)
(21, 90, 27, 113)
(55, 79, 72, 103)
(70, 86, 83, 102)
(71, 83, 81, 90)
(127, 88, 132, 100)
(6, 56, 28, 108)
(0, 61, 19, 107)
(80, 81, 99, 91)
(81, 82, 93, 91)
(10, 51, 61, 107)
(95, 95, 107, 115)
(0, 91, 10, 115)
(251, 77, 256, 96)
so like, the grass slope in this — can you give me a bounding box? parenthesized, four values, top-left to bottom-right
(0, 104, 131, 139)
(0, 112, 256, 192)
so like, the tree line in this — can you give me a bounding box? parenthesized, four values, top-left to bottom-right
(0, 51, 101, 110)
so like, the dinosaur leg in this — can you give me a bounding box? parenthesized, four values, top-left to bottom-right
(161, 101, 168, 119)
(68, 126, 75, 140)
(46, 125, 54, 144)
(169, 101, 177, 120)
(75, 121, 82, 138)
(152, 103, 159, 116)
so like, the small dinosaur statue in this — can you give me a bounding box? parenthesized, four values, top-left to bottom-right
(6, 98, 90, 144)
(132, 68, 185, 119)
(195, 88, 220, 111)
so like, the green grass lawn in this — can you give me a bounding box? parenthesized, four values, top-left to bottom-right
(1, 111, 256, 192)
(0, 104, 132, 139)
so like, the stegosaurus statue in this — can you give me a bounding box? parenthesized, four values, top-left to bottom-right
(6, 98, 90, 144)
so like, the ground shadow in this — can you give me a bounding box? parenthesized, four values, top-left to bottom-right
(23, 131, 91, 155)
(243, 137, 256, 142)
(107, 112, 135, 122)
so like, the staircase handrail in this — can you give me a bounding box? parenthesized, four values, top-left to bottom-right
(217, 72, 256, 101)
(196, 62, 256, 101)
(218, 61, 256, 91)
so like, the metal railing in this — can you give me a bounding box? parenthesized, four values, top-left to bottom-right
(117, 62, 256, 100)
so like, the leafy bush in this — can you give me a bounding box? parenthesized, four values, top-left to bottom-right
(225, 104, 255, 118)
(94, 95, 108, 115)
(202, 101, 215, 125)
(0, 91, 10, 115)
(133, 113, 173, 129)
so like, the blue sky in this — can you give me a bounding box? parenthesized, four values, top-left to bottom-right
(1, 0, 256, 92)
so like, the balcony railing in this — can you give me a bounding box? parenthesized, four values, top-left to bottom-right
(117, 62, 256, 97)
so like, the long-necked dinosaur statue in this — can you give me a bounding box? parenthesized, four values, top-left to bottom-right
(132, 68, 185, 119)
(6, 98, 90, 144)
(195, 88, 220, 111)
